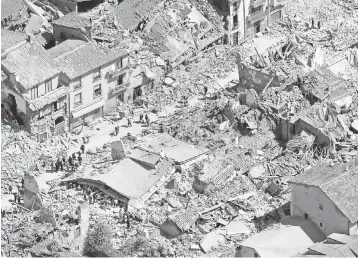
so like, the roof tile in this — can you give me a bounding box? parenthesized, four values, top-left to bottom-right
(51, 12, 91, 29)
(2, 42, 61, 89)
(289, 159, 358, 223)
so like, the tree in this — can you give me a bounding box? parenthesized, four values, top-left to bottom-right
(84, 223, 121, 257)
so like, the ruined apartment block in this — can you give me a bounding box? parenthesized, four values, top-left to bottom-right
(211, 0, 286, 45)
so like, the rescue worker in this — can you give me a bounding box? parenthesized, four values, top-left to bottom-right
(80, 145, 85, 154)
(127, 117, 132, 127)
(78, 153, 83, 165)
(145, 114, 150, 127)
(68, 156, 74, 169)
(204, 86, 208, 96)
(114, 126, 119, 136)
(139, 113, 144, 123)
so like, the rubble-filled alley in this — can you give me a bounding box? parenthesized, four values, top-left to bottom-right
(1, 0, 358, 257)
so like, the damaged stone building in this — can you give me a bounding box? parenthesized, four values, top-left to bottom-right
(1, 37, 70, 141)
(210, 0, 286, 45)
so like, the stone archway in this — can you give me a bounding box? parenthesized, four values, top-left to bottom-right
(54, 116, 65, 135)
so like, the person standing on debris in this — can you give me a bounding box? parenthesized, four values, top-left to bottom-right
(114, 126, 119, 136)
(8, 184, 13, 194)
(145, 114, 150, 127)
(72, 153, 77, 161)
(317, 20, 321, 29)
(311, 18, 314, 29)
(127, 117, 132, 127)
(59, 158, 64, 171)
(62, 157, 66, 168)
(80, 144, 85, 154)
(21, 177, 24, 189)
(204, 86, 208, 96)
(55, 159, 59, 172)
(68, 156, 73, 169)
(297, 75, 302, 88)
(139, 113, 144, 123)
(13, 191, 18, 204)
(78, 153, 83, 165)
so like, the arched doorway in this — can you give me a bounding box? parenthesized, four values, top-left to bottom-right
(55, 116, 65, 125)
(54, 116, 65, 135)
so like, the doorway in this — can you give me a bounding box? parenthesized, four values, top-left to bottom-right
(254, 21, 261, 34)
(54, 116, 65, 135)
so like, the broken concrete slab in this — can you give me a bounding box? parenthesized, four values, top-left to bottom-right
(200, 229, 226, 253)
(225, 219, 250, 235)
(249, 165, 265, 178)
(111, 140, 126, 160)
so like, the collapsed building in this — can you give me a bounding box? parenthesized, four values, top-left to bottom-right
(210, 0, 286, 45)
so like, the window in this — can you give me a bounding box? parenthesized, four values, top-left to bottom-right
(254, 21, 261, 33)
(320, 222, 323, 227)
(45, 80, 52, 93)
(304, 213, 309, 219)
(319, 204, 323, 211)
(116, 58, 123, 69)
(39, 106, 51, 119)
(31, 87, 38, 99)
(233, 15, 238, 28)
(74, 93, 82, 107)
(117, 74, 124, 86)
(53, 101, 58, 111)
(93, 84, 101, 99)
(93, 68, 101, 82)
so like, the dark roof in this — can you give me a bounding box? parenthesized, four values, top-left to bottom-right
(112, 0, 161, 30)
(55, 42, 128, 79)
(1, 0, 28, 21)
(1, 30, 27, 52)
(171, 207, 199, 231)
(2, 42, 61, 89)
(289, 160, 358, 223)
(51, 12, 91, 29)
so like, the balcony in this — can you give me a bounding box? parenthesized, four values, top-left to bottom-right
(51, 107, 66, 120)
(108, 66, 129, 78)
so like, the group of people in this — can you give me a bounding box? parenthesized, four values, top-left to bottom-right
(127, 113, 151, 127)
(66, 182, 131, 228)
(52, 145, 85, 173)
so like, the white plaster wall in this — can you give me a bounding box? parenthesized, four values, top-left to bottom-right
(290, 184, 349, 236)
(68, 57, 129, 113)
(23, 76, 59, 100)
